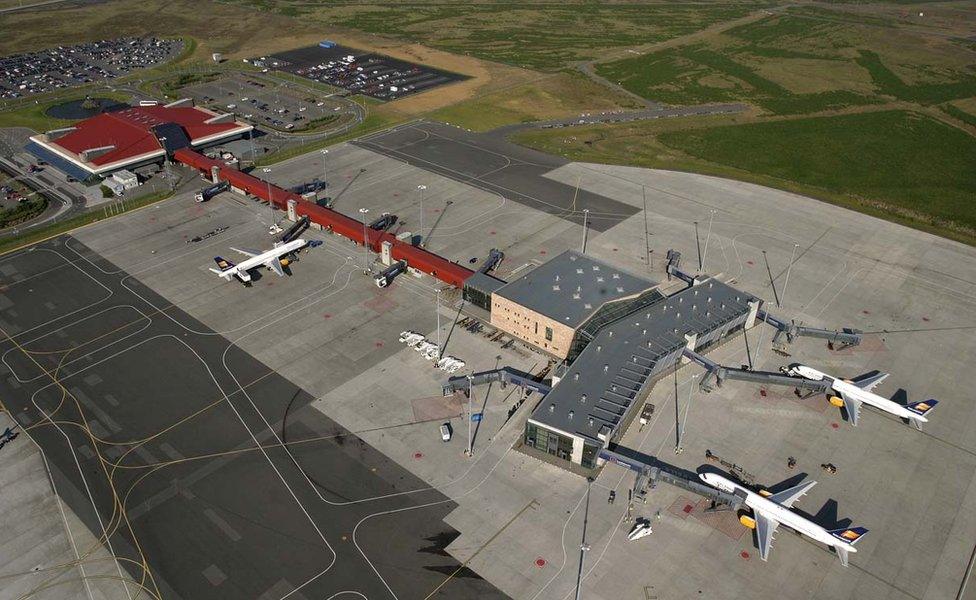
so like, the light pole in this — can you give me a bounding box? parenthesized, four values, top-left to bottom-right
(417, 184, 427, 246)
(320, 149, 328, 202)
(702, 209, 716, 273)
(581, 209, 590, 254)
(574, 477, 594, 600)
(781, 243, 800, 310)
(359, 207, 370, 274)
(436, 287, 442, 360)
(466, 373, 474, 457)
(262, 167, 274, 228)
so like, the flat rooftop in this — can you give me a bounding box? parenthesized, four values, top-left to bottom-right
(494, 250, 657, 329)
(531, 277, 758, 442)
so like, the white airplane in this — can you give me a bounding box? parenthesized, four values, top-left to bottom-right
(627, 520, 652, 541)
(209, 238, 307, 285)
(786, 364, 938, 429)
(699, 472, 868, 566)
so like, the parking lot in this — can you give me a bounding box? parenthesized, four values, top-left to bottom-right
(0, 37, 181, 99)
(181, 72, 356, 133)
(267, 43, 466, 101)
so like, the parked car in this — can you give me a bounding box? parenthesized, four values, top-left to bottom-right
(439, 423, 452, 442)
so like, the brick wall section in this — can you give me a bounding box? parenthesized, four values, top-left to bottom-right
(490, 294, 576, 359)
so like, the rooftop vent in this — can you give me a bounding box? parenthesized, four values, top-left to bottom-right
(588, 417, 594, 426)
(577, 268, 583, 274)
(616, 287, 624, 293)
(574, 373, 580, 381)
(708, 281, 714, 288)
(580, 394, 587, 403)
(568, 410, 574, 420)
(604, 364, 609, 373)
(596, 345, 602, 352)
(597, 276, 604, 283)
(592, 265, 600, 271)
(612, 273, 620, 279)
(549, 404, 555, 413)
(553, 285, 561, 291)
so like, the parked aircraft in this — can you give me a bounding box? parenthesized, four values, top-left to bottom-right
(699, 472, 867, 566)
(786, 364, 938, 429)
(210, 238, 307, 284)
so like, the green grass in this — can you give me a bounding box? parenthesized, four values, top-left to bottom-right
(856, 50, 976, 105)
(942, 103, 976, 128)
(595, 43, 880, 115)
(595, 12, 976, 115)
(657, 111, 976, 231)
(0, 198, 47, 229)
(0, 90, 132, 131)
(219, 1, 760, 71)
(513, 110, 976, 243)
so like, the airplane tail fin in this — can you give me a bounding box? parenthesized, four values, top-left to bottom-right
(906, 399, 938, 417)
(828, 526, 868, 546)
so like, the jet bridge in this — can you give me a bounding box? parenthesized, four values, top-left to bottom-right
(477, 248, 504, 274)
(756, 308, 862, 352)
(442, 366, 552, 397)
(279, 215, 310, 244)
(683, 347, 829, 394)
(599, 447, 743, 509)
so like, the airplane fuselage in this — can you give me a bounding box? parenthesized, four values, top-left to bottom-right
(215, 239, 306, 282)
(789, 365, 928, 424)
(700, 472, 854, 554)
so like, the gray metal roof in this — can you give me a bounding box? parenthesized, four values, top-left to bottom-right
(530, 277, 758, 442)
(494, 250, 657, 329)
(464, 271, 506, 295)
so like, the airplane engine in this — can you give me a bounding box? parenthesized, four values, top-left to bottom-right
(828, 395, 845, 407)
(739, 514, 757, 529)
(280, 258, 291, 267)
(758, 489, 772, 497)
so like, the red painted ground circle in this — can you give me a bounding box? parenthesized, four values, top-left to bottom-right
(539, 250, 547, 255)
(831, 422, 840, 429)
(740, 551, 750, 560)
(414, 452, 423, 460)
(535, 558, 547, 568)
(375, 341, 384, 348)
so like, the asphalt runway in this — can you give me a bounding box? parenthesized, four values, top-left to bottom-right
(355, 121, 639, 232)
(0, 236, 507, 600)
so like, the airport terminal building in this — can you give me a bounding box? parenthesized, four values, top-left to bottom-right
(26, 100, 251, 181)
(483, 251, 760, 468)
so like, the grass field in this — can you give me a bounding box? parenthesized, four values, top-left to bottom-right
(0, 90, 132, 131)
(595, 8, 976, 115)
(514, 110, 976, 243)
(428, 72, 641, 131)
(218, 1, 761, 71)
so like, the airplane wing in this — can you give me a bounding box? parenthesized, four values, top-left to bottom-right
(768, 480, 817, 508)
(851, 372, 889, 392)
(265, 256, 285, 277)
(755, 513, 779, 562)
(230, 247, 260, 258)
(839, 390, 862, 426)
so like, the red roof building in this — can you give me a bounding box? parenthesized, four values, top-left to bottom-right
(28, 102, 251, 177)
